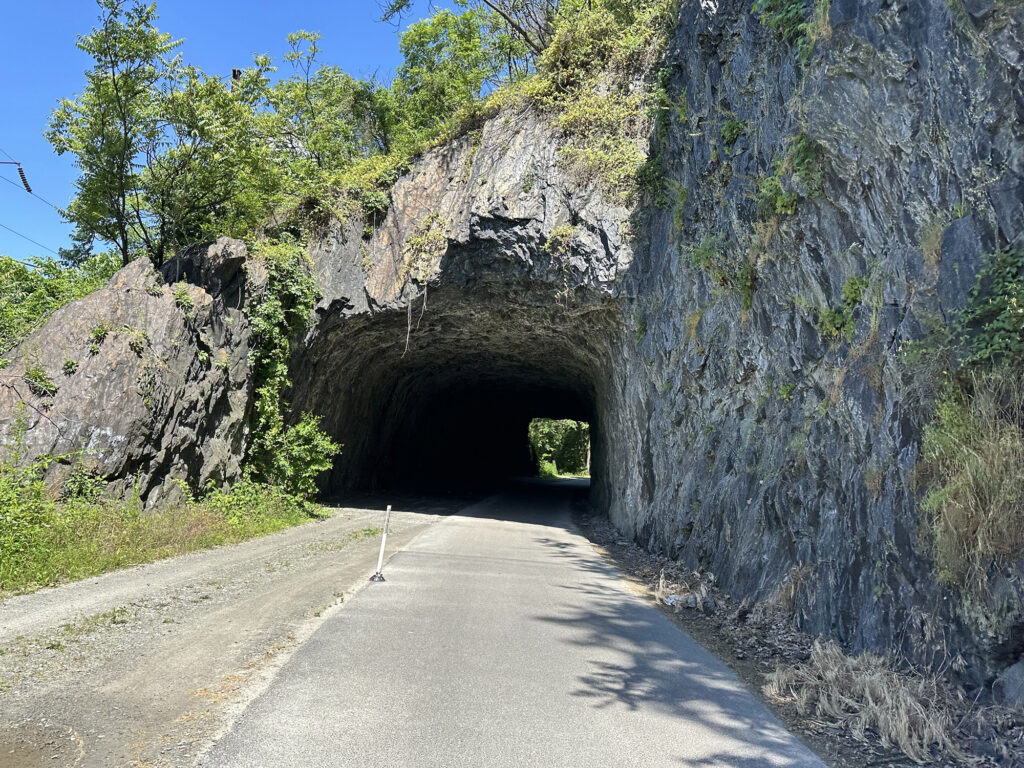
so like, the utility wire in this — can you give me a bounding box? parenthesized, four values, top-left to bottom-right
(0, 172, 70, 218)
(0, 145, 15, 162)
(0, 220, 59, 257)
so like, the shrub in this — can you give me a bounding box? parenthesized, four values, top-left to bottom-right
(89, 322, 109, 344)
(172, 285, 194, 317)
(24, 363, 58, 397)
(721, 118, 744, 150)
(960, 248, 1024, 367)
(63, 359, 79, 376)
(756, 174, 798, 217)
(787, 133, 824, 195)
(816, 274, 868, 343)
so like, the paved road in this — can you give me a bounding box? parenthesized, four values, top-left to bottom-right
(201, 481, 824, 768)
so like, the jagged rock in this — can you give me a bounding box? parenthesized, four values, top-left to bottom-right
(0, 239, 254, 505)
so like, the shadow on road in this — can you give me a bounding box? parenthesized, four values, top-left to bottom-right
(531, 531, 821, 767)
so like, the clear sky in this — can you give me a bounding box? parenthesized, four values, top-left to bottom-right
(0, 0, 442, 262)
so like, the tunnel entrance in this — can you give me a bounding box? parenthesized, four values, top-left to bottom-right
(289, 282, 620, 500)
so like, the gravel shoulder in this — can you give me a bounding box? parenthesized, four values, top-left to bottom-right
(0, 496, 456, 768)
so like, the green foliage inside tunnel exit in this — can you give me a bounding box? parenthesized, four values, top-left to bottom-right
(528, 419, 590, 478)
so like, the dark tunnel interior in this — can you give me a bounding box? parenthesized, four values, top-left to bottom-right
(289, 287, 618, 500)
(380, 379, 594, 490)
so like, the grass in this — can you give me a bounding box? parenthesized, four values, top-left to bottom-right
(0, 474, 324, 597)
(917, 371, 1024, 588)
(765, 639, 965, 764)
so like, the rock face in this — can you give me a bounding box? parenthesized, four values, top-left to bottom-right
(0, 239, 254, 505)
(616, 0, 1024, 689)
(3, 0, 1023, 691)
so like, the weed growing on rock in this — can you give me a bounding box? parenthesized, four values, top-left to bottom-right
(24, 364, 58, 397)
(816, 275, 867, 343)
(753, 0, 831, 62)
(172, 285, 194, 318)
(786, 133, 824, 195)
(88, 322, 109, 345)
(756, 175, 798, 218)
(721, 118, 745, 151)
(684, 236, 758, 309)
(62, 359, 78, 376)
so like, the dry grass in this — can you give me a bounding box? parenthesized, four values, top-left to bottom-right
(920, 214, 948, 269)
(917, 372, 1024, 587)
(765, 639, 965, 764)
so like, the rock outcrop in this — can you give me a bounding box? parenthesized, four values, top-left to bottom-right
(0, 239, 254, 505)
(3, 0, 1023, 692)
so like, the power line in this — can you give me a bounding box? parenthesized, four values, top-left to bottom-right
(0, 145, 15, 163)
(0, 220, 59, 257)
(0, 172, 70, 218)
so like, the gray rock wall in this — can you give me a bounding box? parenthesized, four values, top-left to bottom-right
(606, 0, 1024, 687)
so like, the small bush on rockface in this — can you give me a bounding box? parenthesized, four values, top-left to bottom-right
(753, 0, 830, 61)
(172, 285, 194, 317)
(683, 236, 757, 309)
(529, 418, 590, 476)
(765, 639, 964, 764)
(816, 274, 868, 343)
(960, 248, 1024, 367)
(721, 118, 744, 150)
(756, 174, 798, 218)
(787, 133, 825, 195)
(23, 363, 58, 397)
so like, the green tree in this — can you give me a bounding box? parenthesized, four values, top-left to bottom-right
(390, 7, 504, 141)
(47, 0, 179, 266)
(267, 32, 389, 198)
(0, 253, 120, 352)
(141, 60, 282, 260)
(382, 0, 555, 61)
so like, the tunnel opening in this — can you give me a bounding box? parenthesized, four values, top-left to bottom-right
(290, 282, 620, 503)
(527, 417, 591, 479)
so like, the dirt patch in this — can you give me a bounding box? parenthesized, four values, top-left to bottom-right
(573, 508, 1024, 768)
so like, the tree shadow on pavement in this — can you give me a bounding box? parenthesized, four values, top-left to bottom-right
(530, 535, 823, 767)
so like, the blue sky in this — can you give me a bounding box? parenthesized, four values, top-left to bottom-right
(0, 0, 442, 261)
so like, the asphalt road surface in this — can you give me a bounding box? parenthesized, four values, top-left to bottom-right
(201, 480, 825, 768)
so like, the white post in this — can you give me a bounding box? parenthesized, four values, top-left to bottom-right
(370, 505, 391, 582)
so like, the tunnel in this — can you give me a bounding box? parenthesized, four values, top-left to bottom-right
(289, 280, 621, 499)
